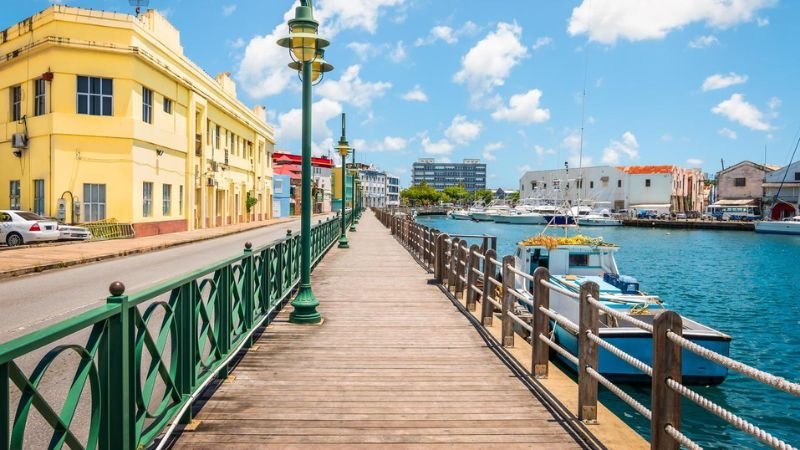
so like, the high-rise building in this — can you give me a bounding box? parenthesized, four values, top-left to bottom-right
(0, 6, 274, 236)
(411, 158, 486, 192)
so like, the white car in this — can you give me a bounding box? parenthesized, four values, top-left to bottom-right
(57, 224, 92, 241)
(0, 210, 60, 247)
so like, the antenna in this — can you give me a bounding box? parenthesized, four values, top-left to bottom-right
(129, 0, 150, 16)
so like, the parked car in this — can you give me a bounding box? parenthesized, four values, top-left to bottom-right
(57, 224, 92, 241)
(0, 210, 60, 247)
(675, 212, 688, 220)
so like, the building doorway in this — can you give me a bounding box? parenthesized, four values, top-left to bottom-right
(771, 202, 796, 220)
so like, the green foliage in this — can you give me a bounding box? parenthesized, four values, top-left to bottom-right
(506, 191, 520, 204)
(246, 193, 258, 213)
(470, 189, 494, 205)
(442, 185, 468, 202)
(400, 182, 442, 206)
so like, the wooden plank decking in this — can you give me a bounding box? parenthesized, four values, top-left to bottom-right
(172, 212, 591, 449)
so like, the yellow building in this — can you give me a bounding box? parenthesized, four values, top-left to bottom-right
(0, 6, 274, 236)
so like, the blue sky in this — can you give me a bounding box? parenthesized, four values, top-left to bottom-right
(4, 1, 799, 188)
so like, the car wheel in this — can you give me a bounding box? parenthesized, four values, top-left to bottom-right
(6, 232, 24, 247)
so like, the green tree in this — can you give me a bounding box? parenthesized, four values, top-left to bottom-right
(442, 185, 468, 206)
(473, 189, 495, 205)
(506, 191, 520, 204)
(400, 182, 441, 206)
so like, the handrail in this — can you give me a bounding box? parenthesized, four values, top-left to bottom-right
(0, 212, 348, 449)
(373, 207, 800, 450)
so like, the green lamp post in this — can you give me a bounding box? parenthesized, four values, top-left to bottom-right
(349, 148, 357, 232)
(278, 0, 333, 324)
(336, 113, 350, 248)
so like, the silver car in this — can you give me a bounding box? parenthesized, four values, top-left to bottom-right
(0, 210, 60, 246)
(58, 224, 93, 241)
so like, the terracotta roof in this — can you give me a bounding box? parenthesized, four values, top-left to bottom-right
(273, 151, 335, 168)
(618, 165, 675, 174)
(274, 166, 301, 179)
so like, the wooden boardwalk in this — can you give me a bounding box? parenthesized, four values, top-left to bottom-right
(173, 212, 591, 449)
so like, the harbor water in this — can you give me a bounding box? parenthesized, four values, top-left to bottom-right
(416, 215, 800, 449)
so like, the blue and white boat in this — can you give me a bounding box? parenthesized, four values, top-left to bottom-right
(514, 236, 731, 385)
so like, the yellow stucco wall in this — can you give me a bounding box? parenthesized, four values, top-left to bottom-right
(0, 6, 274, 234)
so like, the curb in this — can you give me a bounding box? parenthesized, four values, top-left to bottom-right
(0, 216, 317, 280)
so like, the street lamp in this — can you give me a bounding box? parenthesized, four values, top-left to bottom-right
(277, 0, 332, 324)
(336, 113, 350, 249)
(349, 148, 357, 232)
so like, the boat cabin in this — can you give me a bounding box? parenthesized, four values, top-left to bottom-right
(515, 244, 619, 277)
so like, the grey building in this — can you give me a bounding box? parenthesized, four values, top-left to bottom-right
(386, 175, 400, 206)
(412, 158, 486, 192)
(360, 168, 388, 208)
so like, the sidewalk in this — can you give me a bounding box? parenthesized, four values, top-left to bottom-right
(0, 215, 323, 279)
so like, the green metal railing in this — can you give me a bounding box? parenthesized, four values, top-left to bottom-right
(0, 212, 353, 450)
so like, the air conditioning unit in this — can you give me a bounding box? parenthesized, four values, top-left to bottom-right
(11, 133, 27, 149)
(207, 177, 217, 187)
(210, 161, 219, 172)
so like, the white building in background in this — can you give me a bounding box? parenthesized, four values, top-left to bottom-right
(386, 174, 400, 207)
(312, 165, 333, 213)
(519, 165, 705, 214)
(360, 167, 388, 208)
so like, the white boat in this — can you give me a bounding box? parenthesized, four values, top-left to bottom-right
(471, 201, 511, 222)
(513, 234, 731, 384)
(449, 209, 472, 220)
(754, 216, 800, 235)
(501, 212, 549, 225)
(577, 208, 622, 226)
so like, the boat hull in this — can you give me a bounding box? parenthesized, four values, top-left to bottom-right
(577, 218, 622, 226)
(754, 221, 800, 235)
(493, 214, 514, 223)
(503, 214, 548, 225)
(450, 212, 472, 220)
(470, 212, 494, 222)
(543, 215, 576, 225)
(553, 325, 730, 384)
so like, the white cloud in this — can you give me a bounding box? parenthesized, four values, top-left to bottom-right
(358, 136, 408, 152)
(382, 136, 407, 151)
(518, 164, 533, 174)
(237, 1, 405, 99)
(702, 72, 748, 91)
(718, 127, 738, 139)
(562, 131, 582, 152)
(228, 37, 246, 49)
(756, 17, 769, 26)
(661, 134, 673, 142)
(402, 85, 428, 102)
(768, 96, 781, 110)
(687, 158, 704, 166)
(275, 99, 343, 153)
(570, 154, 594, 168)
(482, 142, 504, 161)
(688, 35, 719, 48)
(712, 93, 771, 131)
(534, 145, 556, 157)
(445, 115, 482, 146)
(453, 22, 529, 105)
(421, 135, 454, 155)
(568, 0, 775, 44)
(389, 41, 407, 62)
(222, 4, 237, 16)
(347, 42, 376, 61)
(414, 21, 479, 47)
(491, 89, 551, 124)
(317, 65, 392, 109)
(601, 132, 640, 164)
(532, 36, 553, 50)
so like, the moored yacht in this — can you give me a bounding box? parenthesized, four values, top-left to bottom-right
(754, 216, 800, 235)
(449, 209, 472, 220)
(513, 233, 731, 384)
(577, 203, 623, 226)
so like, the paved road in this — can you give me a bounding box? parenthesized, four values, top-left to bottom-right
(0, 216, 330, 343)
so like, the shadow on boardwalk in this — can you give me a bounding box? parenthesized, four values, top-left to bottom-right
(170, 212, 598, 449)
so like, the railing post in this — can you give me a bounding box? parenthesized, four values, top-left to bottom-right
(242, 242, 255, 347)
(501, 255, 515, 347)
(100, 281, 135, 450)
(456, 241, 468, 297)
(466, 244, 480, 311)
(434, 233, 449, 283)
(448, 238, 460, 291)
(578, 281, 600, 423)
(652, 311, 683, 450)
(216, 266, 232, 379)
(481, 249, 497, 326)
(532, 267, 551, 378)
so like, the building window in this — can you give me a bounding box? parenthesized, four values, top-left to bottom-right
(143, 182, 153, 217)
(33, 179, 45, 215)
(142, 87, 153, 123)
(83, 183, 106, 222)
(179, 185, 184, 215)
(163, 97, 172, 114)
(9, 180, 20, 210)
(77, 76, 113, 116)
(590, 181, 594, 189)
(794, 172, 800, 181)
(34, 79, 47, 116)
(734, 177, 746, 187)
(216, 125, 221, 149)
(645, 179, 651, 187)
(10, 85, 22, 121)
(162, 184, 172, 216)
(618, 179, 622, 188)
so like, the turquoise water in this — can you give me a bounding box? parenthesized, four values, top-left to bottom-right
(417, 215, 800, 449)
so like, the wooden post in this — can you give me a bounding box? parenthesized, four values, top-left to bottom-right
(448, 238, 461, 291)
(501, 255, 515, 347)
(532, 267, 551, 378)
(456, 241, 468, 297)
(466, 244, 481, 311)
(434, 233, 449, 283)
(652, 311, 683, 450)
(481, 249, 497, 326)
(578, 281, 600, 423)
